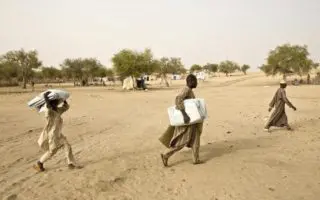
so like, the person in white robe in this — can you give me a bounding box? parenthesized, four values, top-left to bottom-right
(34, 91, 80, 172)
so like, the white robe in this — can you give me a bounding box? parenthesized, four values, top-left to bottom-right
(38, 103, 69, 151)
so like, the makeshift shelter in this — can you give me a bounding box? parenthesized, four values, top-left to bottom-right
(122, 76, 136, 90)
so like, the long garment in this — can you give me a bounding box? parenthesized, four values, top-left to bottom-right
(265, 88, 294, 129)
(159, 86, 203, 163)
(38, 103, 75, 164)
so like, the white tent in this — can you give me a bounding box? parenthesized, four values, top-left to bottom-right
(195, 71, 206, 81)
(122, 76, 136, 90)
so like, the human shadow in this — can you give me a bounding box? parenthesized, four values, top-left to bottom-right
(43, 135, 280, 170)
(170, 135, 279, 166)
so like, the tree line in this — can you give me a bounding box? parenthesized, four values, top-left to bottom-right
(0, 50, 115, 88)
(259, 44, 319, 80)
(0, 43, 318, 88)
(0, 48, 250, 88)
(192, 62, 250, 76)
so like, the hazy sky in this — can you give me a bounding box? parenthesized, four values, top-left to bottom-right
(1, 0, 319, 70)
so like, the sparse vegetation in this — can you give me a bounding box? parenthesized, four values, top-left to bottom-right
(259, 44, 319, 80)
(241, 65, 250, 75)
(1, 44, 319, 88)
(203, 63, 219, 75)
(190, 64, 202, 73)
(155, 57, 186, 87)
(219, 60, 240, 76)
(0, 49, 42, 88)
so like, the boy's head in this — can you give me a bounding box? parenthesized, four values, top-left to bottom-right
(280, 80, 287, 89)
(49, 99, 60, 109)
(186, 74, 198, 89)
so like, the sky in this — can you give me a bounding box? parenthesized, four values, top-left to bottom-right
(0, 0, 319, 70)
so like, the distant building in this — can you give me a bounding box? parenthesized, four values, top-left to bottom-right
(193, 71, 208, 81)
(171, 74, 182, 80)
(143, 74, 157, 81)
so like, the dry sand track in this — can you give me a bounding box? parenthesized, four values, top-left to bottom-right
(1, 74, 320, 200)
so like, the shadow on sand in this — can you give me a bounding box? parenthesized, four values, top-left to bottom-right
(170, 135, 280, 166)
(45, 135, 282, 171)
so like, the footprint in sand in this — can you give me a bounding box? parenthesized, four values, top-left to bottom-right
(94, 176, 126, 191)
(4, 194, 17, 200)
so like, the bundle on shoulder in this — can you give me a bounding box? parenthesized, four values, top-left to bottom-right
(27, 89, 70, 112)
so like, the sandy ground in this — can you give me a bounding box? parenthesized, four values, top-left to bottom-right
(1, 73, 320, 200)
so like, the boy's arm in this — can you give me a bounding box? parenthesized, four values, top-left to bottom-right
(175, 87, 191, 123)
(44, 91, 53, 110)
(57, 100, 70, 114)
(175, 87, 190, 110)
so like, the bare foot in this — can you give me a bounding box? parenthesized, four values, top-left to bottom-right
(161, 154, 168, 167)
(193, 160, 204, 165)
(286, 126, 293, 131)
(68, 164, 83, 170)
(264, 128, 270, 133)
(33, 161, 45, 172)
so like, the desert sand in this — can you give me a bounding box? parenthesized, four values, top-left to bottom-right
(1, 73, 320, 200)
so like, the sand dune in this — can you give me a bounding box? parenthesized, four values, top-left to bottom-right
(1, 74, 320, 200)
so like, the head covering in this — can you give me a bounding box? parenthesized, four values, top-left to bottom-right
(280, 80, 287, 84)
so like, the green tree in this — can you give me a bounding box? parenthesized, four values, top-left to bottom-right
(61, 58, 104, 86)
(156, 57, 186, 87)
(94, 67, 106, 78)
(0, 61, 19, 86)
(112, 48, 157, 80)
(190, 64, 202, 73)
(260, 44, 318, 80)
(91, 66, 114, 85)
(61, 58, 84, 86)
(0, 61, 18, 81)
(203, 63, 219, 74)
(0, 49, 42, 88)
(136, 48, 156, 75)
(82, 58, 104, 83)
(94, 67, 114, 78)
(202, 64, 210, 72)
(219, 60, 240, 76)
(105, 68, 115, 78)
(241, 64, 250, 75)
(31, 70, 43, 82)
(41, 67, 62, 82)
